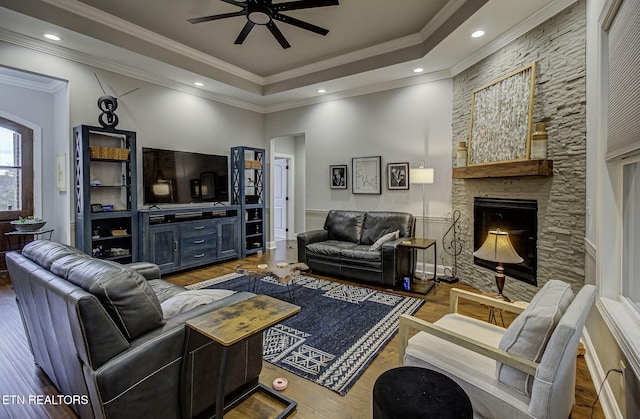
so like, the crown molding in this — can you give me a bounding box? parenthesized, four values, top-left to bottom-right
(263, 70, 452, 114)
(265, 0, 468, 85)
(39, 0, 263, 84)
(450, 0, 578, 76)
(0, 27, 265, 113)
(0, 69, 66, 93)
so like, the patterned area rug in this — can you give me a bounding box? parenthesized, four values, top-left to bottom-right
(187, 273, 424, 395)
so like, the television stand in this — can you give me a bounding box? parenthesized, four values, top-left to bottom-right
(139, 205, 241, 274)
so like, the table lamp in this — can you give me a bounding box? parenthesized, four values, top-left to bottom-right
(472, 228, 523, 301)
(410, 161, 434, 280)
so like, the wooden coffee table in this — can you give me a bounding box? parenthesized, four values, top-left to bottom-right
(182, 295, 300, 419)
(235, 262, 309, 302)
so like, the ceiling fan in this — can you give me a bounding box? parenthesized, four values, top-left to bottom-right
(188, 0, 339, 49)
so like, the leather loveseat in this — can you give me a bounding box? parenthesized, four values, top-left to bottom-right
(297, 210, 415, 288)
(5, 240, 262, 419)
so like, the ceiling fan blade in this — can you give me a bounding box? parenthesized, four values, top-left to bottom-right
(187, 10, 245, 24)
(273, 0, 339, 12)
(273, 13, 329, 36)
(266, 21, 291, 49)
(234, 21, 255, 44)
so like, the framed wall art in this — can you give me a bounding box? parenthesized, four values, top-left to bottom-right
(387, 162, 409, 190)
(56, 153, 66, 191)
(352, 156, 381, 194)
(330, 164, 348, 189)
(468, 62, 536, 165)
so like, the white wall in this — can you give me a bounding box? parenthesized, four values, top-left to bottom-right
(1, 40, 264, 242)
(264, 79, 454, 219)
(0, 82, 61, 240)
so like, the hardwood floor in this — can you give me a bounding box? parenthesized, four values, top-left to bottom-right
(0, 241, 604, 418)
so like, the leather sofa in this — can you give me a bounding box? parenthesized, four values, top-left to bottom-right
(297, 210, 415, 288)
(5, 240, 262, 419)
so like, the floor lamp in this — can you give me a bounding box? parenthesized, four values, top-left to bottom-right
(410, 161, 434, 280)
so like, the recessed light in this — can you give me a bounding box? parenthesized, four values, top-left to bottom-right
(317, 89, 326, 93)
(194, 82, 204, 87)
(43, 33, 61, 41)
(471, 30, 485, 38)
(413, 67, 424, 73)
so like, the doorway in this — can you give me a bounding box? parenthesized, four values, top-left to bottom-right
(270, 135, 305, 249)
(273, 156, 291, 241)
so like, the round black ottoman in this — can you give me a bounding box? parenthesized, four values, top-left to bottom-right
(373, 367, 473, 419)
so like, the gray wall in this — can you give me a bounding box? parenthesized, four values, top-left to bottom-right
(1, 40, 264, 245)
(451, 1, 587, 300)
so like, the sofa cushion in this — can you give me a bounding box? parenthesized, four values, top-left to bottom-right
(324, 210, 366, 243)
(496, 280, 574, 395)
(340, 244, 383, 261)
(22, 240, 167, 342)
(360, 212, 414, 245)
(161, 289, 236, 318)
(369, 230, 399, 251)
(307, 240, 357, 257)
(148, 279, 186, 303)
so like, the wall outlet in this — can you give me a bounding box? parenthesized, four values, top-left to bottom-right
(620, 360, 627, 391)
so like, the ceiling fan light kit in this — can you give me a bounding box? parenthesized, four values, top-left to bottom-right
(188, 0, 339, 49)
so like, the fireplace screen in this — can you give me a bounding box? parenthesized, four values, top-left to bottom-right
(474, 198, 537, 286)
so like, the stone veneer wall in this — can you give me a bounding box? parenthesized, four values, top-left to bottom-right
(451, 1, 586, 300)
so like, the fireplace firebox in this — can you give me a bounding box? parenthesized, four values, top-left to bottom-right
(474, 198, 537, 286)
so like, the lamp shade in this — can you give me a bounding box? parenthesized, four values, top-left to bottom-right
(473, 229, 523, 264)
(410, 167, 434, 184)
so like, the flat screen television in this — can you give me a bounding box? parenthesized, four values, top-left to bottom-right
(142, 147, 229, 205)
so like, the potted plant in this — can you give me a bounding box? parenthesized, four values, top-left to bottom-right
(10, 216, 47, 232)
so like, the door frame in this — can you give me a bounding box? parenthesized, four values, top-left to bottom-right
(270, 152, 295, 244)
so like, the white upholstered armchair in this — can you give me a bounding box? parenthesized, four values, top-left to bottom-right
(399, 281, 596, 419)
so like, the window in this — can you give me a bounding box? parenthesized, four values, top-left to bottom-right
(622, 156, 640, 314)
(0, 117, 33, 221)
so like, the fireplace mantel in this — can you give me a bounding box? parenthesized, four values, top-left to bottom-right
(452, 159, 553, 179)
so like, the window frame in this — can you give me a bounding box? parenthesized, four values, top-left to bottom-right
(0, 116, 34, 221)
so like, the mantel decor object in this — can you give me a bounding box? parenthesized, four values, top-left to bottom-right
(456, 142, 468, 167)
(468, 62, 536, 165)
(530, 122, 548, 159)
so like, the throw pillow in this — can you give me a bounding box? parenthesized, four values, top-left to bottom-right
(496, 280, 574, 395)
(369, 230, 399, 251)
(161, 289, 236, 318)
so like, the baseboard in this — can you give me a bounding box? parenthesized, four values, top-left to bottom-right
(582, 328, 623, 419)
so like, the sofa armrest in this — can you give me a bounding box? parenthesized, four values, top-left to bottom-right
(126, 262, 161, 280)
(398, 314, 538, 376)
(297, 230, 329, 263)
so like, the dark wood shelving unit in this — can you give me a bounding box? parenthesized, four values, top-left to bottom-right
(452, 159, 553, 179)
(74, 125, 138, 263)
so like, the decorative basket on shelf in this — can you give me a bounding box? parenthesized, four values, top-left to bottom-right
(90, 146, 129, 160)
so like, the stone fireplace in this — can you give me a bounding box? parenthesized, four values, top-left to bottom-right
(474, 198, 538, 286)
(449, 1, 587, 301)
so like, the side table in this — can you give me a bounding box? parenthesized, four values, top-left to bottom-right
(182, 295, 300, 419)
(5, 228, 54, 251)
(481, 293, 529, 327)
(397, 238, 437, 295)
